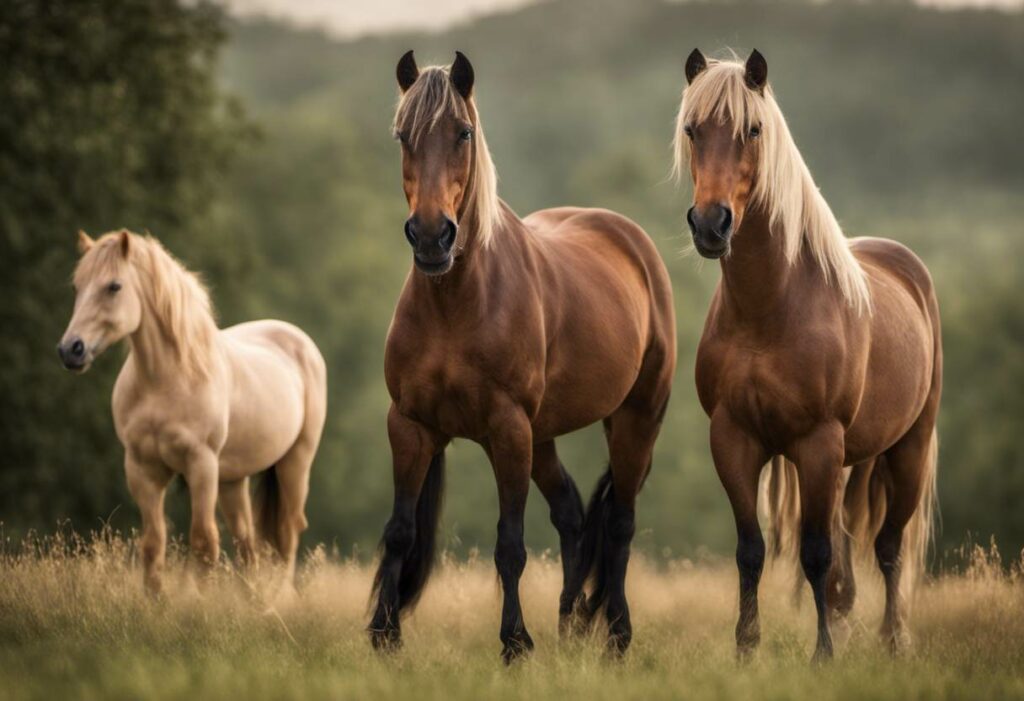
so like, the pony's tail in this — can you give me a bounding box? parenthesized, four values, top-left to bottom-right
(765, 456, 801, 560)
(371, 451, 446, 614)
(575, 467, 615, 620)
(253, 466, 282, 554)
(899, 430, 939, 596)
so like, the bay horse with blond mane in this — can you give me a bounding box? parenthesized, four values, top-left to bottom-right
(368, 51, 675, 662)
(676, 50, 940, 660)
(59, 230, 327, 596)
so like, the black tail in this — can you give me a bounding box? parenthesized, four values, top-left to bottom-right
(253, 466, 281, 554)
(371, 451, 446, 615)
(576, 467, 615, 619)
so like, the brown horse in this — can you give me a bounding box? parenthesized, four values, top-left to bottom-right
(676, 50, 940, 661)
(368, 51, 676, 662)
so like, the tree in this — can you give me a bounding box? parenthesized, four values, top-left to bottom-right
(0, 0, 250, 533)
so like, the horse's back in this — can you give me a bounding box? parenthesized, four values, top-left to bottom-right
(850, 237, 938, 319)
(525, 206, 675, 333)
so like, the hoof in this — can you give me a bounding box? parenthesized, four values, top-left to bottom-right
(736, 643, 758, 664)
(501, 630, 535, 665)
(369, 626, 402, 653)
(882, 627, 912, 657)
(811, 644, 834, 665)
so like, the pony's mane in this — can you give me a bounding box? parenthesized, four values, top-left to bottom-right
(393, 65, 502, 248)
(75, 231, 217, 378)
(674, 58, 872, 315)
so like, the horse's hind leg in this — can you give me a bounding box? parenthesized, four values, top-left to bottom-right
(218, 477, 256, 569)
(531, 440, 585, 636)
(875, 419, 935, 654)
(271, 439, 315, 589)
(599, 400, 666, 655)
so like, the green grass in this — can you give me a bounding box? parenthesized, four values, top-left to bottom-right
(1, 533, 1023, 700)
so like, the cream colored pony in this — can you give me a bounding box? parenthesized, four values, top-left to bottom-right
(59, 229, 327, 596)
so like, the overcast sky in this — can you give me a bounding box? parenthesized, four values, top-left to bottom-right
(221, 0, 1023, 39)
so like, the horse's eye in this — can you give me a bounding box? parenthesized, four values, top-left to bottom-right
(748, 124, 762, 139)
(107, 281, 122, 294)
(683, 125, 694, 139)
(459, 127, 474, 142)
(395, 131, 409, 145)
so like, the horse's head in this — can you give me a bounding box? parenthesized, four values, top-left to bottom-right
(58, 230, 142, 372)
(677, 49, 769, 259)
(393, 50, 484, 276)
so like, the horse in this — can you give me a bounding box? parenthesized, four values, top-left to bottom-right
(675, 50, 941, 660)
(368, 51, 676, 663)
(58, 230, 327, 597)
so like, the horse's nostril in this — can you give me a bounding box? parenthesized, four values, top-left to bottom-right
(404, 220, 418, 247)
(719, 207, 733, 234)
(71, 339, 85, 357)
(686, 206, 697, 233)
(440, 221, 456, 251)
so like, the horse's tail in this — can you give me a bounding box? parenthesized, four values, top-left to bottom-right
(764, 455, 801, 560)
(899, 430, 939, 595)
(253, 465, 282, 554)
(574, 466, 616, 619)
(371, 451, 446, 614)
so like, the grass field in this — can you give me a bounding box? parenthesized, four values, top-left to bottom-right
(1, 533, 1022, 701)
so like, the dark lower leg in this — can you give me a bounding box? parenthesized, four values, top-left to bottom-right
(495, 510, 533, 663)
(548, 467, 586, 632)
(875, 521, 906, 652)
(801, 528, 834, 662)
(369, 498, 415, 649)
(736, 526, 766, 656)
(604, 497, 636, 655)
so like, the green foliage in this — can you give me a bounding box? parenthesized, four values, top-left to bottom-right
(0, 0, 252, 528)
(2, 0, 1022, 562)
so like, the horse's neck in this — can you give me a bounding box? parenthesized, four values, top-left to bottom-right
(127, 298, 218, 386)
(719, 206, 800, 327)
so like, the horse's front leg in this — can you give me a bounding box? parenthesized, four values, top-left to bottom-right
(184, 449, 222, 583)
(487, 404, 535, 664)
(126, 455, 172, 597)
(789, 422, 845, 663)
(368, 405, 443, 651)
(710, 410, 769, 660)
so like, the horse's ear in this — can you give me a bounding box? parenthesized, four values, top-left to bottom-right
(76, 229, 94, 254)
(745, 49, 768, 92)
(450, 51, 474, 99)
(118, 229, 131, 257)
(685, 48, 707, 84)
(396, 50, 419, 93)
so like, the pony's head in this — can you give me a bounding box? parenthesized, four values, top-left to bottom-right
(59, 230, 143, 372)
(392, 50, 500, 276)
(675, 49, 871, 314)
(59, 229, 216, 375)
(674, 49, 769, 259)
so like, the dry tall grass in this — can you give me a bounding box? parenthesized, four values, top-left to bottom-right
(1, 531, 1023, 700)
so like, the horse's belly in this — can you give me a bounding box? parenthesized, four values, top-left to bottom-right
(218, 347, 305, 480)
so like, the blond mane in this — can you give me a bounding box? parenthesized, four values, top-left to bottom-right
(75, 231, 217, 378)
(393, 65, 503, 248)
(674, 59, 872, 315)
